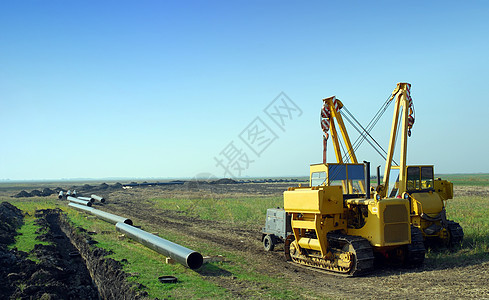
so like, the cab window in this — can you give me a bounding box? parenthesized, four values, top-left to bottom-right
(311, 171, 326, 186)
(347, 164, 365, 194)
(407, 167, 420, 190)
(328, 164, 347, 187)
(421, 166, 434, 189)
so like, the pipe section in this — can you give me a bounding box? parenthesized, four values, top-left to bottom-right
(67, 196, 92, 207)
(90, 208, 132, 225)
(116, 222, 203, 269)
(91, 194, 106, 203)
(68, 202, 95, 213)
(77, 196, 94, 203)
(68, 203, 132, 225)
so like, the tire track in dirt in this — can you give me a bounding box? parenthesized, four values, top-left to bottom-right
(92, 185, 489, 299)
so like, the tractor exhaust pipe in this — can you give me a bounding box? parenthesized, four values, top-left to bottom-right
(364, 161, 371, 199)
(116, 222, 203, 270)
(67, 196, 92, 207)
(68, 203, 132, 225)
(377, 165, 381, 187)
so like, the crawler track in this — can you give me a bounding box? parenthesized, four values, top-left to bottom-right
(406, 225, 426, 265)
(286, 233, 374, 276)
(447, 220, 464, 247)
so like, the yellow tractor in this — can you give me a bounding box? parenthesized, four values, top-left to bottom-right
(283, 161, 425, 276)
(267, 89, 424, 276)
(377, 83, 463, 247)
(264, 83, 461, 276)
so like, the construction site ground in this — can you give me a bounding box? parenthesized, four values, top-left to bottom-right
(2, 181, 489, 299)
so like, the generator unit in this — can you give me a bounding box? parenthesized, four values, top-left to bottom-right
(261, 208, 292, 251)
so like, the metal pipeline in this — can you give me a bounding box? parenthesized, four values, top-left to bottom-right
(67, 196, 92, 207)
(77, 196, 94, 203)
(116, 222, 203, 269)
(58, 191, 64, 199)
(90, 208, 132, 225)
(68, 202, 95, 213)
(67, 203, 132, 225)
(91, 194, 105, 203)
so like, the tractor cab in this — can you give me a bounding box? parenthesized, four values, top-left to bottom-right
(310, 163, 368, 199)
(406, 165, 435, 192)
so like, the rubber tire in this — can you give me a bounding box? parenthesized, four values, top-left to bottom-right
(263, 234, 275, 251)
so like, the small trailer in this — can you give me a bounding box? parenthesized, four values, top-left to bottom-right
(261, 208, 292, 251)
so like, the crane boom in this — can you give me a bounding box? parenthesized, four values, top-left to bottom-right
(321, 96, 358, 164)
(378, 83, 414, 197)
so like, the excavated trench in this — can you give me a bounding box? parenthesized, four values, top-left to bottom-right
(0, 204, 145, 300)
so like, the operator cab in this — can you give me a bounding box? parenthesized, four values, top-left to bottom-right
(406, 165, 434, 192)
(310, 163, 368, 199)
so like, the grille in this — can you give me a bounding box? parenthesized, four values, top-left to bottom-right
(383, 204, 408, 223)
(384, 223, 409, 243)
(383, 204, 409, 244)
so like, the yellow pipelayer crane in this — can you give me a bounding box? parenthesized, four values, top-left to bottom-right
(377, 83, 463, 247)
(262, 83, 461, 275)
(278, 89, 425, 276)
(316, 83, 462, 248)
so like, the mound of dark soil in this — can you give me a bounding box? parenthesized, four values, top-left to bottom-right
(12, 188, 55, 198)
(13, 190, 32, 198)
(99, 183, 109, 189)
(30, 189, 42, 197)
(211, 178, 238, 184)
(0, 202, 25, 298)
(112, 182, 123, 189)
(0, 202, 23, 249)
(41, 188, 55, 196)
(0, 207, 144, 299)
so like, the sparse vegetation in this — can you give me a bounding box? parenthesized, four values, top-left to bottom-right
(1, 174, 489, 299)
(9, 215, 50, 257)
(443, 173, 489, 187)
(150, 196, 282, 227)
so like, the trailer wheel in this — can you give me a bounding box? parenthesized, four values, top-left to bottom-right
(263, 234, 275, 251)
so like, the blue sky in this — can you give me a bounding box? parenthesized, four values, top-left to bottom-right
(1, 1, 488, 180)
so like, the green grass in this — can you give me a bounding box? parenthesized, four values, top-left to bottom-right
(5, 198, 60, 262)
(65, 208, 296, 299)
(3, 196, 296, 299)
(9, 214, 50, 254)
(442, 173, 489, 187)
(150, 196, 283, 227)
(446, 195, 489, 252)
(426, 195, 489, 265)
(4, 178, 488, 299)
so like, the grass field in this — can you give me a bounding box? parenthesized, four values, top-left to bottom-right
(443, 173, 489, 187)
(6, 197, 297, 299)
(2, 174, 489, 299)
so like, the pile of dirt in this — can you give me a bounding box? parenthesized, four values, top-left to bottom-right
(0, 207, 145, 299)
(12, 190, 32, 198)
(0, 202, 25, 298)
(0, 202, 23, 249)
(0, 208, 100, 299)
(210, 178, 238, 184)
(57, 212, 145, 299)
(63, 182, 121, 198)
(12, 188, 55, 198)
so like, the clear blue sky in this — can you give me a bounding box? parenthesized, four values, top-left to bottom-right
(1, 1, 488, 181)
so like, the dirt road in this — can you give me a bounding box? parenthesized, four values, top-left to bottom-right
(94, 183, 489, 299)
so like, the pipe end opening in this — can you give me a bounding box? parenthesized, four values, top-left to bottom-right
(187, 252, 203, 270)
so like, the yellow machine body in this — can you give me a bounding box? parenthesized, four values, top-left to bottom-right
(377, 83, 462, 246)
(282, 163, 416, 275)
